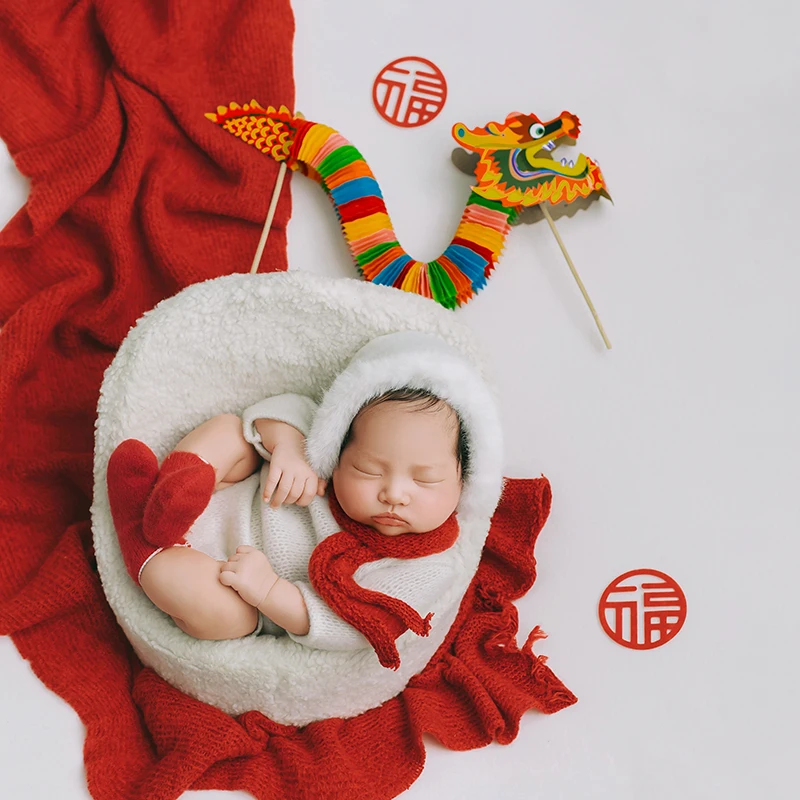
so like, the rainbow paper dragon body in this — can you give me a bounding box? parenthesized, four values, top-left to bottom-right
(206, 102, 609, 309)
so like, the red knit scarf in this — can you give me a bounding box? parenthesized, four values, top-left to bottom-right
(308, 489, 459, 670)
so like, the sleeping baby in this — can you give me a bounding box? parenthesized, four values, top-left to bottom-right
(105, 332, 489, 670)
(108, 386, 466, 667)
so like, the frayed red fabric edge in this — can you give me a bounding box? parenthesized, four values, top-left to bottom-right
(76, 476, 575, 800)
(4, 477, 572, 800)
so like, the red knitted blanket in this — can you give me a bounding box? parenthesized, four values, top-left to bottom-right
(0, 2, 576, 798)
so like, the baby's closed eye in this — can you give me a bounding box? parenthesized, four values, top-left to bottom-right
(354, 466, 381, 477)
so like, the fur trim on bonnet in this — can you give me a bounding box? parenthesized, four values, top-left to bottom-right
(306, 330, 504, 522)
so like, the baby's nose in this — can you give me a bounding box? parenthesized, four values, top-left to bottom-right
(380, 482, 409, 505)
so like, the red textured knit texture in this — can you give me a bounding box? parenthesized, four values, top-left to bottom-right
(142, 450, 216, 548)
(0, 2, 576, 798)
(107, 439, 162, 583)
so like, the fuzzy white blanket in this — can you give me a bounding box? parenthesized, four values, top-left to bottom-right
(92, 272, 503, 725)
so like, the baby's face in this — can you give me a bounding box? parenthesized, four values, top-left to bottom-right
(332, 401, 463, 536)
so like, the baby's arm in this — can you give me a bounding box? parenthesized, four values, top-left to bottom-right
(240, 394, 326, 508)
(219, 545, 310, 635)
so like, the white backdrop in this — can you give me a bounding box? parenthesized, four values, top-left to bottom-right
(1, 1, 799, 797)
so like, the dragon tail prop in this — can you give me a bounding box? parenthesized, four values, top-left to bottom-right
(207, 102, 516, 309)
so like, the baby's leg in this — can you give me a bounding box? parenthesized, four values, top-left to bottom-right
(172, 413, 261, 490)
(139, 415, 263, 639)
(141, 546, 259, 640)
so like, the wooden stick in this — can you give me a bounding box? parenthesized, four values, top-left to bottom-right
(249, 111, 305, 274)
(250, 161, 288, 274)
(540, 204, 612, 350)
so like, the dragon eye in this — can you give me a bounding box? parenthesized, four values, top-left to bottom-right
(529, 123, 545, 139)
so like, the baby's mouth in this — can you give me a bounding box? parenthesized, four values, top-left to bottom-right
(372, 513, 407, 526)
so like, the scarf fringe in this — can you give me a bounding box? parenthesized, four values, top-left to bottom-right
(310, 490, 458, 669)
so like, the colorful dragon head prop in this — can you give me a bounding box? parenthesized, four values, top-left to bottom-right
(452, 110, 609, 208)
(206, 102, 608, 309)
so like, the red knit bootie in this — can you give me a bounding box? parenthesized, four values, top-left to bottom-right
(107, 439, 161, 584)
(142, 451, 216, 548)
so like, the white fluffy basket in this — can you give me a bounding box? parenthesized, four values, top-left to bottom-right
(92, 272, 501, 724)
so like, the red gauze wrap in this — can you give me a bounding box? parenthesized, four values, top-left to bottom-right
(309, 489, 459, 669)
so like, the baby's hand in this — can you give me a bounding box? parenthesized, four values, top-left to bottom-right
(263, 441, 327, 508)
(219, 545, 278, 608)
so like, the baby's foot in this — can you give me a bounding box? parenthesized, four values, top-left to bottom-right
(143, 451, 216, 547)
(219, 545, 278, 608)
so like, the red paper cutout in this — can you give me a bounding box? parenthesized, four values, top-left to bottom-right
(372, 57, 447, 128)
(598, 569, 687, 650)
